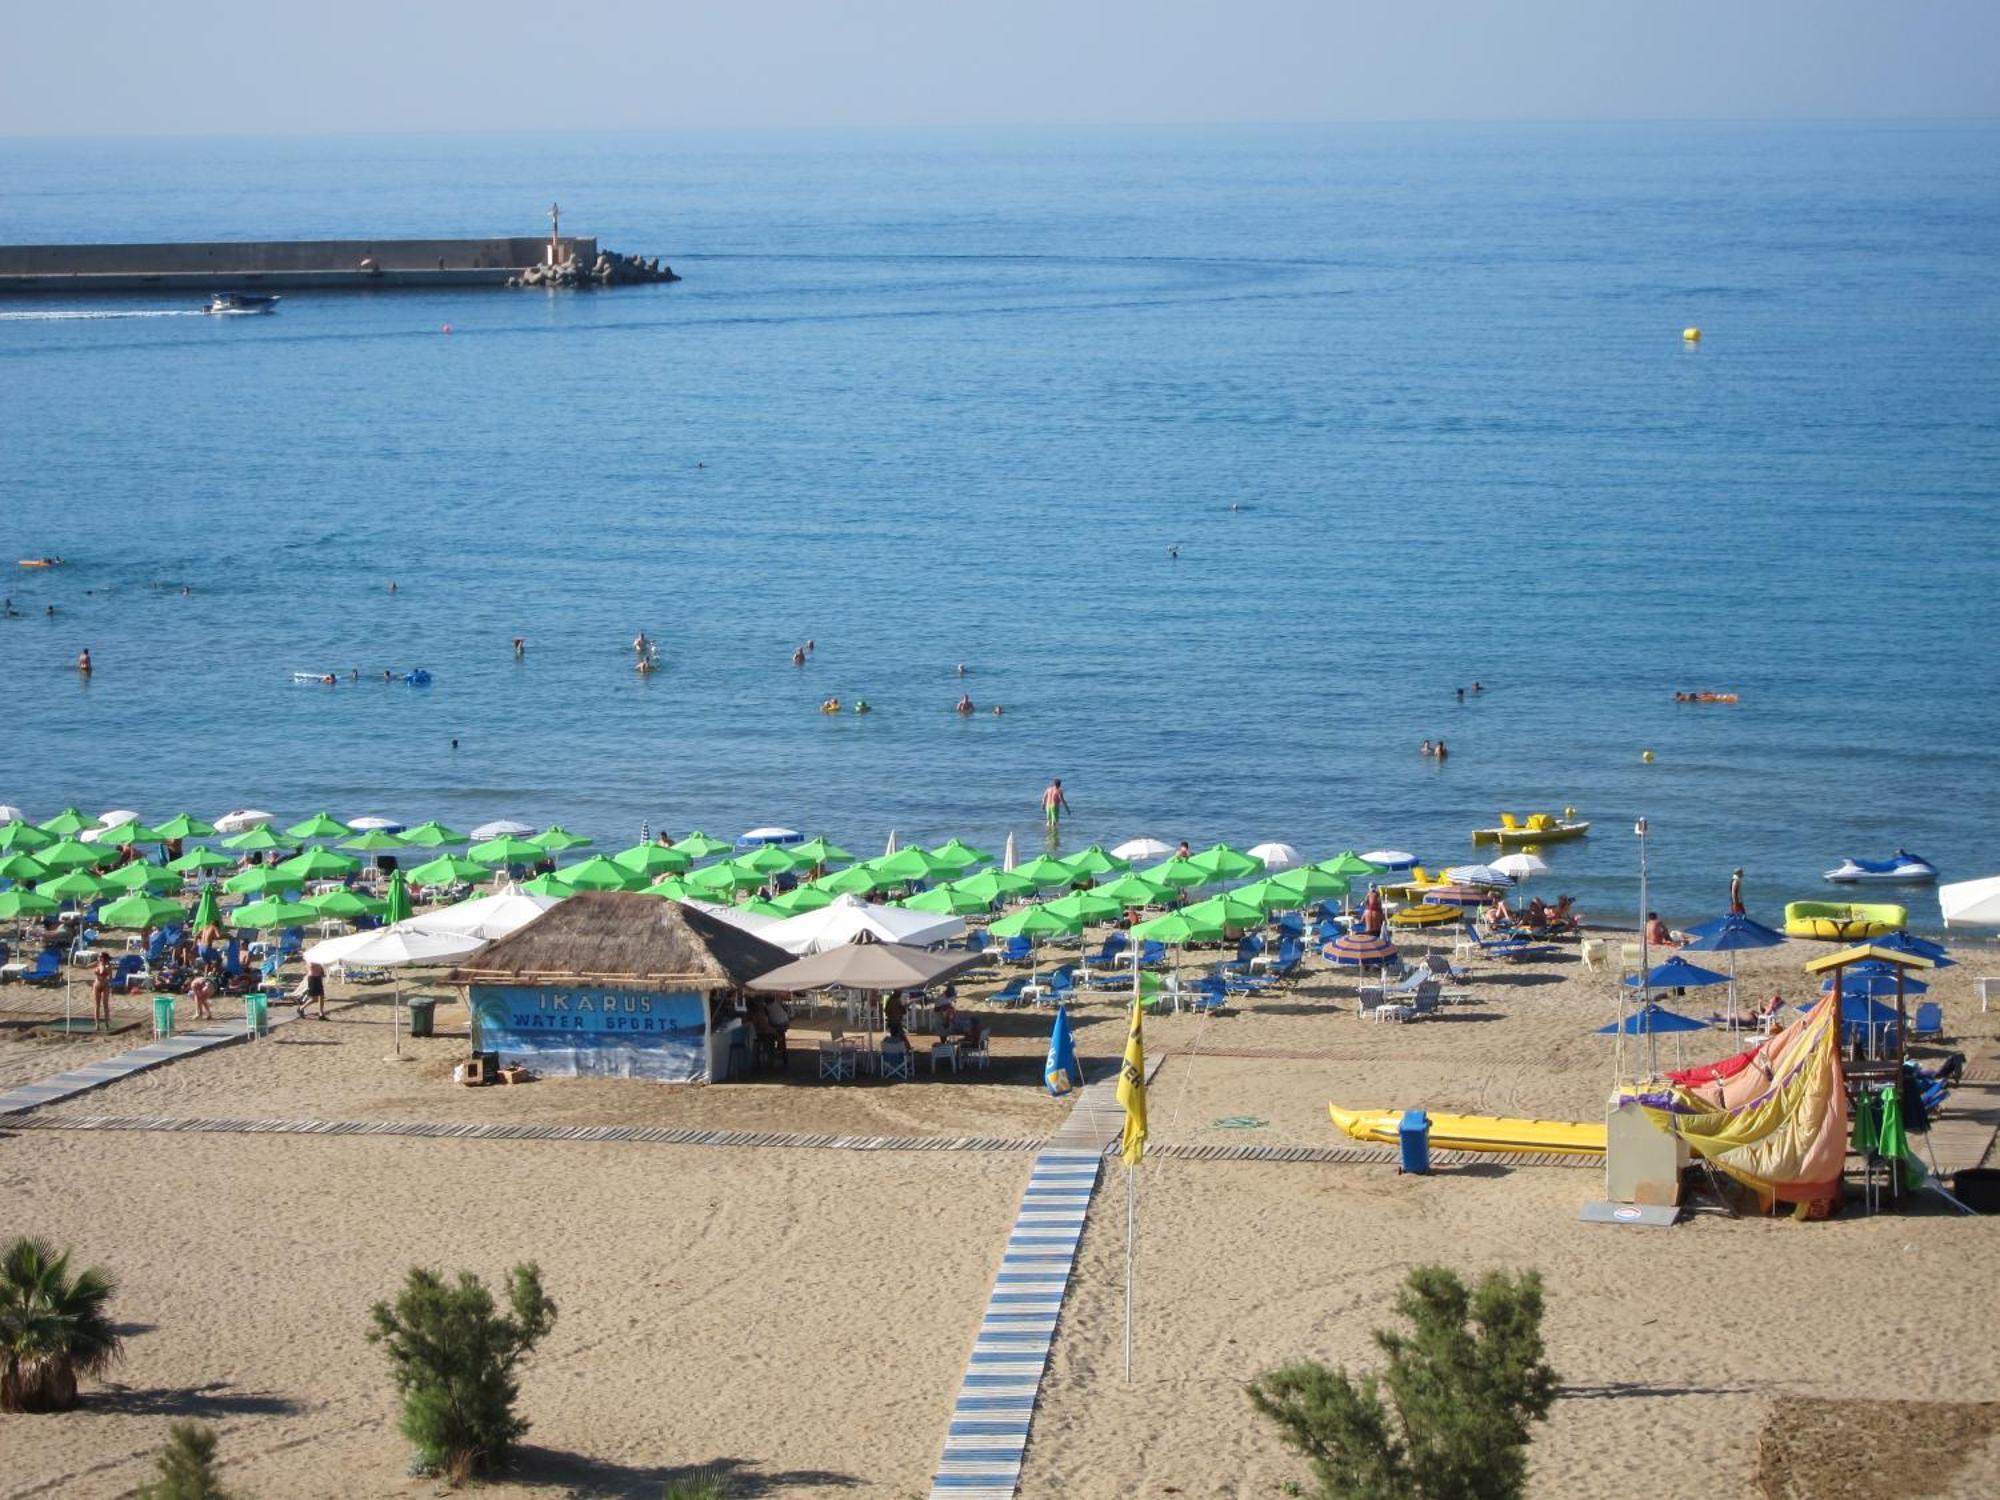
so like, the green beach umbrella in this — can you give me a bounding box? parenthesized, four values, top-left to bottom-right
(1010, 854, 1079, 889)
(38, 807, 93, 836)
(222, 826, 294, 853)
(96, 891, 188, 929)
(813, 865, 892, 896)
(518, 873, 570, 897)
(0, 888, 60, 919)
(738, 898, 787, 918)
(900, 884, 993, 916)
(340, 828, 409, 853)
(274, 848, 361, 883)
(152, 812, 217, 841)
(1316, 851, 1387, 878)
(870, 846, 956, 884)
(1044, 890, 1123, 925)
(106, 823, 166, 846)
(670, 830, 734, 859)
(1181, 894, 1267, 930)
(1130, 909, 1226, 945)
(382, 869, 414, 926)
(531, 825, 593, 852)
(228, 896, 315, 929)
(0, 822, 55, 853)
(469, 835, 545, 866)
(224, 865, 298, 896)
(1095, 872, 1173, 908)
(1231, 877, 1295, 915)
(928, 838, 994, 873)
(400, 820, 471, 848)
(1189, 843, 1263, 881)
(735, 843, 803, 876)
(407, 853, 488, 886)
(612, 843, 691, 878)
(190, 883, 222, 932)
(0, 852, 51, 883)
(767, 884, 836, 914)
(285, 811, 352, 841)
(988, 904, 1085, 940)
(305, 888, 387, 920)
(1270, 865, 1352, 904)
(37, 838, 109, 872)
(36, 869, 107, 902)
(556, 855, 645, 892)
(791, 836, 854, 868)
(640, 877, 693, 900)
(100, 860, 180, 894)
(685, 861, 763, 895)
(1063, 844, 1131, 878)
(1140, 856, 1210, 890)
(167, 847, 235, 873)
(950, 868, 1036, 904)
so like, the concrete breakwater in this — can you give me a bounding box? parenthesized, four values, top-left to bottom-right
(0, 236, 677, 294)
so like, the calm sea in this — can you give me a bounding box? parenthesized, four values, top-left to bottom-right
(2, 124, 1996, 926)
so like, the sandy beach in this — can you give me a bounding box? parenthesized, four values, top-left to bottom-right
(3, 931, 1997, 1497)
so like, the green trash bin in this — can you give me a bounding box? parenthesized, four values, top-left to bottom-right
(406, 996, 437, 1039)
(150, 994, 175, 1038)
(244, 992, 269, 1038)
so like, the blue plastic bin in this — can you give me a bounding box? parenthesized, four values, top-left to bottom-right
(1398, 1109, 1431, 1175)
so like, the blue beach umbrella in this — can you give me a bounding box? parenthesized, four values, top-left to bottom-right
(1622, 956, 1731, 990)
(1680, 914, 1786, 952)
(1044, 1005, 1083, 1096)
(1596, 1004, 1710, 1036)
(1867, 930, 1954, 967)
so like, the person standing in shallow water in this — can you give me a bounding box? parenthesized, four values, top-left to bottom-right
(1041, 777, 1071, 835)
(1729, 868, 1745, 915)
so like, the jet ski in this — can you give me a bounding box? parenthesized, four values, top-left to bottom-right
(1823, 850, 1938, 884)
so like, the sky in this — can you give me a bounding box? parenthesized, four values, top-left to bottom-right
(2, 1, 1994, 136)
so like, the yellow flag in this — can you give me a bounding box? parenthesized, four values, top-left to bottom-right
(1116, 996, 1147, 1166)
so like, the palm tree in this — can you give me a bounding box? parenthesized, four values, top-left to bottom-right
(0, 1236, 124, 1412)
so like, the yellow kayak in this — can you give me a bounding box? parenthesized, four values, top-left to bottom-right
(1329, 1103, 1606, 1157)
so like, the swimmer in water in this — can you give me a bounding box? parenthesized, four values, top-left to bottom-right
(45, 605, 56, 617)
(388, 580, 397, 593)
(350, 668, 359, 682)
(853, 700, 871, 714)
(955, 693, 974, 714)
(1435, 739, 1448, 762)
(1455, 686, 1465, 702)
(383, 669, 393, 682)
(1421, 739, 1433, 756)
(805, 639, 815, 654)
(1168, 544, 1179, 559)
(991, 704, 1003, 716)
(637, 654, 655, 675)
(821, 697, 841, 713)
(1471, 680, 1484, 693)
(955, 663, 967, 676)
(513, 637, 525, 658)
(792, 646, 806, 667)
(76, 648, 91, 675)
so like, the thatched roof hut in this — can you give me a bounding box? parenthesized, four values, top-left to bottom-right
(451, 892, 791, 990)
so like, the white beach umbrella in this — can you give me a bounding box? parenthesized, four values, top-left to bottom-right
(738, 826, 803, 847)
(0, 805, 25, 825)
(1490, 852, 1550, 882)
(96, 809, 141, 830)
(1247, 842, 1304, 872)
(1361, 850, 1418, 870)
(214, 808, 275, 834)
(305, 922, 486, 1058)
(1940, 875, 2000, 928)
(346, 815, 405, 832)
(469, 818, 535, 843)
(1002, 832, 1018, 871)
(883, 830, 899, 857)
(405, 883, 560, 942)
(760, 892, 965, 956)
(1112, 837, 1174, 861)
(681, 896, 783, 937)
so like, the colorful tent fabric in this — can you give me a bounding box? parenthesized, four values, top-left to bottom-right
(1635, 992, 1847, 1211)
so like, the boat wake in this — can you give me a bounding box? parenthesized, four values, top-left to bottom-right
(0, 309, 207, 322)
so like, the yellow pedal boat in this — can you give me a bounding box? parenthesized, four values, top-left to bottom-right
(1782, 901, 1906, 941)
(1329, 1103, 1606, 1157)
(1470, 810, 1590, 845)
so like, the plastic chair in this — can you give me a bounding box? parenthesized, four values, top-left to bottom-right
(1911, 1002, 1944, 1040)
(878, 1040, 914, 1082)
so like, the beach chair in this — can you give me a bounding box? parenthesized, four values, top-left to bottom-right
(990, 976, 1030, 1009)
(962, 1032, 991, 1069)
(878, 1039, 914, 1082)
(1136, 940, 1167, 968)
(999, 935, 1034, 965)
(817, 1040, 855, 1082)
(1045, 967, 1077, 1006)
(110, 954, 146, 992)
(1911, 1002, 1944, 1040)
(1083, 932, 1129, 968)
(1579, 938, 1609, 971)
(21, 951, 61, 986)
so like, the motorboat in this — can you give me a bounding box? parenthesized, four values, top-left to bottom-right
(1824, 851, 1937, 884)
(205, 292, 280, 315)
(1783, 901, 1907, 941)
(1470, 810, 1590, 845)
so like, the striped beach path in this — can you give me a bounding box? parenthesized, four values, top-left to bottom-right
(928, 1068, 1137, 1500)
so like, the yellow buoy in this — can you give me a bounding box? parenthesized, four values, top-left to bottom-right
(1683, 327, 1701, 342)
(1642, 750, 1654, 763)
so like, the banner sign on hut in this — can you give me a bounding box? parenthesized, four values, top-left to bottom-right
(472, 985, 709, 1081)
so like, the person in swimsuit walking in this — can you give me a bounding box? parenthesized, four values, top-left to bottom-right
(1041, 778, 1071, 834)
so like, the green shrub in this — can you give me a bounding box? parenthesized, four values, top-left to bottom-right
(0, 1235, 124, 1413)
(1248, 1265, 1557, 1500)
(135, 1421, 240, 1500)
(662, 1469, 731, 1500)
(368, 1263, 555, 1481)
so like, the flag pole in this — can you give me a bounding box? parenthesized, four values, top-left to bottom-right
(1124, 1163, 1135, 1382)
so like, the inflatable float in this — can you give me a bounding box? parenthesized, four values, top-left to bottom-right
(1823, 851, 1936, 885)
(1470, 810, 1590, 845)
(16, 558, 62, 568)
(1783, 900, 1906, 941)
(1674, 692, 1739, 703)
(1329, 1104, 1605, 1157)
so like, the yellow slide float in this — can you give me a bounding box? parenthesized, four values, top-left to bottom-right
(1329, 1103, 1606, 1157)
(1782, 901, 1906, 941)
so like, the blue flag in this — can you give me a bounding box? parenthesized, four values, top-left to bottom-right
(1045, 1004, 1082, 1096)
